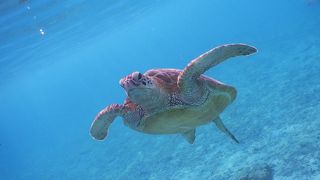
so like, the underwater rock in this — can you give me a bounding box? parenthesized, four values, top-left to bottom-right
(237, 164, 274, 180)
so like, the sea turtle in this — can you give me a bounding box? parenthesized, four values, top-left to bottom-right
(90, 44, 257, 144)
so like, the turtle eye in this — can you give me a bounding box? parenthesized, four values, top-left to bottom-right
(137, 73, 142, 80)
(132, 72, 142, 81)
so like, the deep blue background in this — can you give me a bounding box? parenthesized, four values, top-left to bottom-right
(0, 0, 319, 179)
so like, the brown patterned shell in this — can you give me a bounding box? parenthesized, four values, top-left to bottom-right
(144, 69, 181, 92)
(144, 68, 225, 93)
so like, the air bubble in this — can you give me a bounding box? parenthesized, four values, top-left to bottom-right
(39, 28, 45, 35)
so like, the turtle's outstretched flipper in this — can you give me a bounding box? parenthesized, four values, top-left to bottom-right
(213, 116, 239, 143)
(178, 44, 257, 103)
(90, 104, 126, 140)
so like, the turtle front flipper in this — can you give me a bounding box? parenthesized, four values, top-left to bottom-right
(178, 44, 257, 103)
(90, 104, 126, 140)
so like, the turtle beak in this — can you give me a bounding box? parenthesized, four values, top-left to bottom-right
(119, 77, 136, 91)
(119, 73, 133, 88)
(119, 78, 125, 88)
(120, 74, 140, 87)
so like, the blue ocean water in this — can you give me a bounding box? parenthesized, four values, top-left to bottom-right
(0, 0, 319, 179)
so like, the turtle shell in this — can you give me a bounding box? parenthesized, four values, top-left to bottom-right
(145, 68, 235, 96)
(126, 68, 237, 134)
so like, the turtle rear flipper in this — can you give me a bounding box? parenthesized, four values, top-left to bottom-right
(213, 116, 239, 143)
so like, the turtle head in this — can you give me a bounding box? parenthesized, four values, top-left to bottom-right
(119, 72, 161, 106)
(119, 71, 154, 90)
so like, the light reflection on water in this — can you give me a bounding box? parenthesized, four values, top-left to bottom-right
(0, 0, 165, 82)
